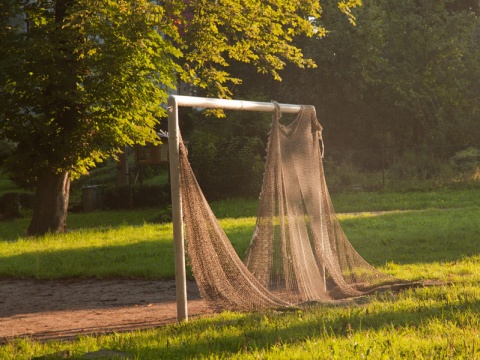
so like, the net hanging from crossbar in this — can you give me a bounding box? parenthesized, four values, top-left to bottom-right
(179, 103, 409, 310)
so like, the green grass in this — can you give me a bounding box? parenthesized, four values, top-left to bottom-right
(0, 209, 174, 279)
(330, 187, 480, 213)
(2, 280, 479, 359)
(1, 190, 479, 281)
(1, 188, 480, 358)
(342, 207, 480, 267)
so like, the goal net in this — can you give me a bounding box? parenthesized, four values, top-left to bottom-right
(179, 103, 409, 310)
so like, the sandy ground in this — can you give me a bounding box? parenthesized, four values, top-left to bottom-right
(0, 279, 214, 342)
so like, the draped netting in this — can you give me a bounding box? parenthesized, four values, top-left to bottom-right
(179, 103, 410, 310)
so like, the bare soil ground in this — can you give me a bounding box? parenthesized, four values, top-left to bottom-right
(0, 279, 214, 343)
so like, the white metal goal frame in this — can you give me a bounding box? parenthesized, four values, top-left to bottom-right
(167, 95, 304, 322)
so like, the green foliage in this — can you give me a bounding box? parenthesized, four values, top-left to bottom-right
(189, 132, 265, 198)
(279, 0, 480, 167)
(188, 110, 271, 198)
(0, 191, 35, 218)
(0, 192, 21, 218)
(0, 139, 15, 164)
(451, 147, 480, 170)
(0, 0, 331, 186)
(1, 0, 353, 234)
(387, 151, 443, 181)
(323, 157, 365, 188)
(180, 0, 323, 97)
(0, 0, 181, 185)
(0, 169, 18, 195)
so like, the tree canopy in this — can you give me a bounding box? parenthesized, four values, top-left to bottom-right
(1, 0, 358, 234)
(185, 0, 480, 195)
(277, 0, 480, 165)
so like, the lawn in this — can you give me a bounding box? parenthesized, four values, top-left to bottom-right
(0, 188, 479, 359)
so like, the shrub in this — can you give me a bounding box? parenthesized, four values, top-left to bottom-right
(323, 158, 366, 192)
(387, 151, 443, 181)
(132, 184, 171, 208)
(451, 147, 480, 172)
(0, 140, 16, 165)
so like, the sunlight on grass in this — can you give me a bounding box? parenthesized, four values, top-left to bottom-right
(1, 205, 479, 281)
(0, 223, 175, 279)
(1, 189, 480, 358)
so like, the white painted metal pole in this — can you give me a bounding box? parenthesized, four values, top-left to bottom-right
(168, 96, 188, 322)
(171, 95, 302, 114)
(167, 95, 302, 323)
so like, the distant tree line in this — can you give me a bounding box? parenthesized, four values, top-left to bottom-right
(1, 0, 479, 227)
(188, 0, 480, 197)
(279, 0, 480, 165)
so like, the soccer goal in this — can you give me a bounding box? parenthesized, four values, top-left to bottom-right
(167, 95, 410, 323)
(167, 95, 303, 321)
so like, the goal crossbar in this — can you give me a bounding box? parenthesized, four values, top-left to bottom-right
(167, 95, 303, 322)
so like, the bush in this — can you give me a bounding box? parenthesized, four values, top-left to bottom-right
(0, 139, 16, 165)
(323, 158, 367, 192)
(451, 147, 480, 172)
(132, 184, 171, 208)
(387, 151, 443, 181)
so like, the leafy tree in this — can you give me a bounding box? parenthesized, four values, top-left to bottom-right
(278, 0, 480, 168)
(1, 0, 182, 235)
(188, 109, 271, 199)
(2, 0, 350, 235)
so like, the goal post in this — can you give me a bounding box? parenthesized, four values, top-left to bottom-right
(167, 95, 303, 322)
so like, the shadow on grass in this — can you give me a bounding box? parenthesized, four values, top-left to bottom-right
(139, 295, 480, 358)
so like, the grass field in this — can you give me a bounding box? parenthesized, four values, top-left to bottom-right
(0, 188, 479, 358)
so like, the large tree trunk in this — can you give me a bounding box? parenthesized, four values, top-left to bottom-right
(27, 170, 70, 236)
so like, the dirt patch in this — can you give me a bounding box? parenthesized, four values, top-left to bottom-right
(0, 279, 215, 342)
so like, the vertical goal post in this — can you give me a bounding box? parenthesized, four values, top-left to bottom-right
(167, 95, 304, 322)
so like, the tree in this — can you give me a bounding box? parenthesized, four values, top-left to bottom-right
(277, 0, 480, 167)
(1, 0, 352, 235)
(1, 0, 182, 235)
